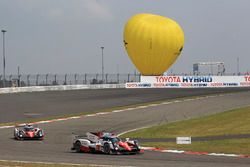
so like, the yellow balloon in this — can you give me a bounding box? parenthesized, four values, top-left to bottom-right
(123, 13, 184, 76)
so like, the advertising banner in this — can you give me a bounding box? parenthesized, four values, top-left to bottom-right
(126, 76, 250, 88)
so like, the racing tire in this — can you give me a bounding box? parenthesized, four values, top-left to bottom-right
(15, 134, 23, 141)
(134, 140, 140, 152)
(17, 131, 24, 140)
(90, 147, 96, 153)
(39, 137, 44, 141)
(103, 143, 111, 154)
(75, 141, 82, 153)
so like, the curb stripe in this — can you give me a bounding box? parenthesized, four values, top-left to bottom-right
(141, 147, 250, 158)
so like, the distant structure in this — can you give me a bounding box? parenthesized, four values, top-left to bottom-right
(193, 62, 225, 75)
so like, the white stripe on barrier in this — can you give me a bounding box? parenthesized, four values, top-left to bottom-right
(0, 84, 125, 94)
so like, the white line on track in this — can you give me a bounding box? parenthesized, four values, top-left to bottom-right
(0, 160, 135, 167)
(125, 107, 137, 111)
(0, 93, 230, 130)
(136, 105, 148, 109)
(112, 110, 124, 113)
(0, 125, 15, 129)
(117, 126, 151, 137)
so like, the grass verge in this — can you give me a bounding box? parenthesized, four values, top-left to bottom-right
(141, 138, 250, 155)
(122, 106, 250, 138)
(122, 106, 250, 154)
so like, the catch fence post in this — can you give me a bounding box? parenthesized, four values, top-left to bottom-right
(74, 74, 77, 85)
(45, 74, 49, 86)
(36, 74, 40, 86)
(27, 75, 30, 86)
(117, 73, 120, 83)
(84, 74, 87, 84)
(105, 74, 108, 84)
(64, 74, 67, 85)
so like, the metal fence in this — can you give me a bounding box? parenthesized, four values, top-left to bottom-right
(0, 73, 141, 88)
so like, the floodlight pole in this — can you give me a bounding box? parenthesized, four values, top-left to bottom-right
(1, 30, 6, 87)
(101, 46, 104, 83)
(237, 57, 240, 75)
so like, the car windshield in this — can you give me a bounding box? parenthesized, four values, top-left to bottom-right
(110, 137, 121, 143)
(23, 126, 34, 131)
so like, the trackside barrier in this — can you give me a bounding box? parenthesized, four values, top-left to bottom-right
(0, 84, 125, 94)
(126, 76, 250, 88)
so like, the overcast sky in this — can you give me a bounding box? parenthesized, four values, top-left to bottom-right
(0, 0, 250, 75)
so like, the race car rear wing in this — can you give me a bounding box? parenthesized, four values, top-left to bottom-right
(86, 132, 99, 142)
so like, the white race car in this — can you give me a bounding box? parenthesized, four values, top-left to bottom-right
(71, 132, 143, 154)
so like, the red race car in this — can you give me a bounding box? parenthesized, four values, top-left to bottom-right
(14, 124, 44, 140)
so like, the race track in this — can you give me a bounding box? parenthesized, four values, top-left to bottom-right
(0, 88, 250, 167)
(0, 87, 250, 123)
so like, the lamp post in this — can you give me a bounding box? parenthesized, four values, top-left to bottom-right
(101, 46, 104, 83)
(237, 57, 240, 75)
(1, 30, 6, 87)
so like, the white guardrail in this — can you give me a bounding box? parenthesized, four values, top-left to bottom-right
(0, 84, 125, 94)
(2, 76, 250, 93)
(126, 76, 250, 88)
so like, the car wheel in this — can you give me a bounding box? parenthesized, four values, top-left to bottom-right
(75, 141, 82, 153)
(133, 140, 139, 149)
(16, 134, 23, 140)
(17, 131, 24, 140)
(103, 143, 111, 154)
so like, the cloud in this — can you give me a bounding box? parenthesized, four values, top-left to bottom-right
(47, 8, 64, 19)
(14, 0, 114, 22)
(83, 0, 114, 21)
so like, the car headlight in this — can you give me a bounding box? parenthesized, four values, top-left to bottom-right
(18, 131, 24, 137)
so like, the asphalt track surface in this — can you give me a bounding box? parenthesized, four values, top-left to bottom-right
(1, 88, 250, 123)
(0, 88, 250, 167)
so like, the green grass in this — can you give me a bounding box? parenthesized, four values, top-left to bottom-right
(122, 106, 250, 155)
(122, 105, 250, 138)
(141, 138, 250, 155)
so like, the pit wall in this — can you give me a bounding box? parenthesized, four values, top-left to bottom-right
(0, 84, 125, 94)
(126, 76, 250, 88)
